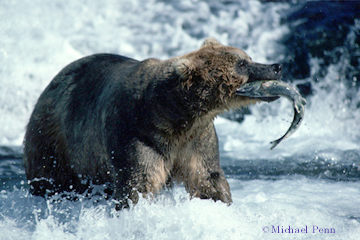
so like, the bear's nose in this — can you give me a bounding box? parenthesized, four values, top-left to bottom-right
(272, 64, 282, 74)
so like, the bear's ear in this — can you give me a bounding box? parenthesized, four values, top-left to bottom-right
(201, 37, 223, 48)
(173, 58, 200, 89)
(173, 58, 193, 78)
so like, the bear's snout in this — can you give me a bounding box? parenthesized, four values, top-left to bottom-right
(247, 62, 282, 82)
(272, 64, 282, 75)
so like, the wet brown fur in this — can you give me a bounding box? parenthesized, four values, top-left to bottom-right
(24, 38, 281, 208)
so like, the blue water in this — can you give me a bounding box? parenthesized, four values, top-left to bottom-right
(1, 0, 360, 239)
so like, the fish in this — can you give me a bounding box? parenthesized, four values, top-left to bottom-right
(235, 80, 306, 150)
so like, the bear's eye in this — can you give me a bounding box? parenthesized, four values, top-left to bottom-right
(237, 60, 246, 67)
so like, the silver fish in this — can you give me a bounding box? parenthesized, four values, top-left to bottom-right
(236, 80, 306, 150)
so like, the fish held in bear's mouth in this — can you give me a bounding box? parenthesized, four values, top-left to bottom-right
(235, 80, 306, 150)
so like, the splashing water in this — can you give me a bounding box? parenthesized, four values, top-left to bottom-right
(1, 0, 360, 239)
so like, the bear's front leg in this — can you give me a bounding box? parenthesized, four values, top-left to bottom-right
(179, 123, 232, 204)
(183, 154, 232, 205)
(113, 140, 169, 209)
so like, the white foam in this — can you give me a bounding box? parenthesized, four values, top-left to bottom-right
(1, 178, 360, 239)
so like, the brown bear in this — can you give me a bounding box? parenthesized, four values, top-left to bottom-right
(23, 38, 281, 209)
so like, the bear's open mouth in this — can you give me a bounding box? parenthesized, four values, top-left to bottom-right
(237, 80, 280, 102)
(256, 96, 280, 102)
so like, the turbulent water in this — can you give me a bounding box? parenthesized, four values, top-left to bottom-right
(1, 0, 360, 239)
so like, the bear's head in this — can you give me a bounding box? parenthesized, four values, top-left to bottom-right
(173, 38, 282, 113)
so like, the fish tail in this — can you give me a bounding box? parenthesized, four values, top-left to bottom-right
(270, 139, 281, 150)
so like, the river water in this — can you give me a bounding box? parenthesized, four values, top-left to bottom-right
(1, 0, 360, 239)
